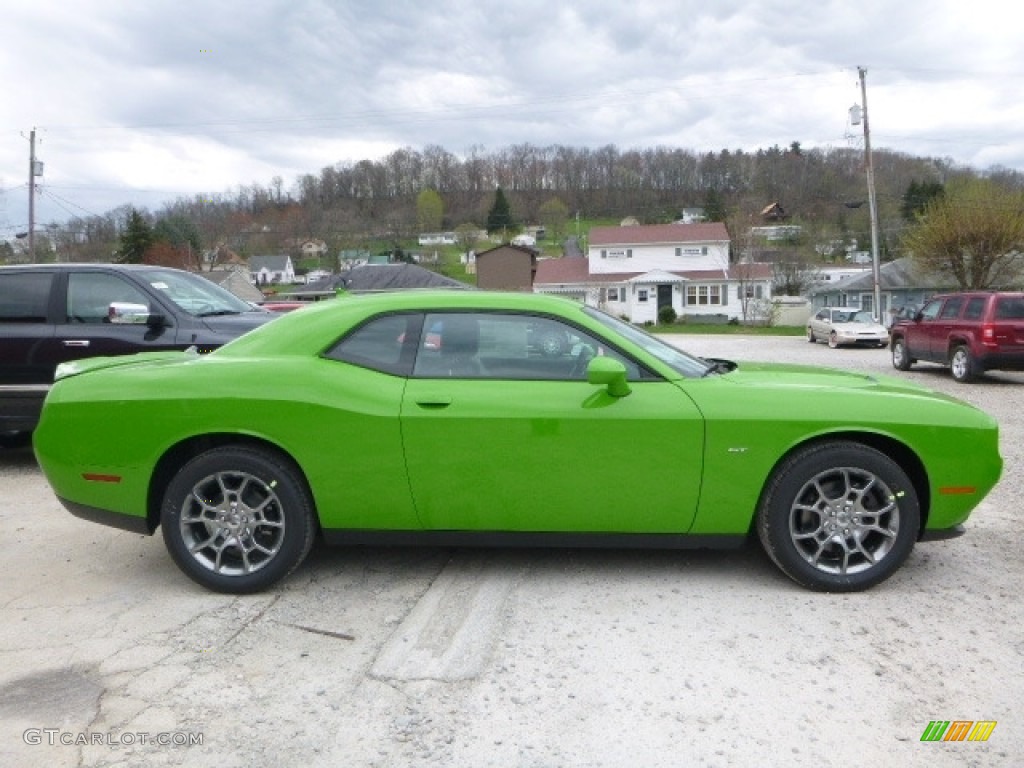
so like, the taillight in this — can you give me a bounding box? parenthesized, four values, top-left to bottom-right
(981, 323, 996, 345)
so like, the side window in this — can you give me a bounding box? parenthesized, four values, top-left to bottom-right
(67, 273, 151, 324)
(324, 313, 420, 376)
(0, 272, 53, 322)
(412, 312, 642, 381)
(919, 299, 943, 320)
(964, 297, 987, 320)
(994, 297, 1024, 320)
(938, 297, 964, 319)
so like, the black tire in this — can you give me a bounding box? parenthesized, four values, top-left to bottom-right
(161, 446, 317, 593)
(756, 441, 919, 592)
(806, 327, 816, 343)
(949, 345, 976, 383)
(891, 337, 913, 371)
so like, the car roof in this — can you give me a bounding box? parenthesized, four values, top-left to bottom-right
(0, 263, 181, 272)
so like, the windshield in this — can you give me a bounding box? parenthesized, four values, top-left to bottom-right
(140, 268, 258, 317)
(582, 306, 713, 377)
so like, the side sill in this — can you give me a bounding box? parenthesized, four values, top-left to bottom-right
(320, 529, 748, 550)
(59, 497, 155, 535)
(918, 524, 966, 542)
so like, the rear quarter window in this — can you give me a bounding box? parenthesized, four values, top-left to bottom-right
(964, 297, 986, 320)
(0, 272, 53, 322)
(994, 297, 1024, 320)
(324, 313, 421, 376)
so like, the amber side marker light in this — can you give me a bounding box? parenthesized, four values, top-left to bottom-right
(82, 473, 122, 484)
(938, 486, 977, 495)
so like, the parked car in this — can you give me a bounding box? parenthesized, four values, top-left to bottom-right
(34, 291, 1001, 594)
(889, 291, 1024, 382)
(0, 263, 277, 445)
(807, 308, 889, 348)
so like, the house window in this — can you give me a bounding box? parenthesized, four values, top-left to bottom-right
(744, 284, 764, 299)
(600, 250, 607, 259)
(606, 287, 621, 302)
(675, 247, 681, 257)
(686, 284, 724, 306)
(637, 289, 649, 303)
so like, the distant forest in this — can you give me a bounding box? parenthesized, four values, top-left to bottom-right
(20, 142, 1024, 266)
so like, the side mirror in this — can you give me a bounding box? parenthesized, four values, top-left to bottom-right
(108, 302, 164, 327)
(587, 356, 631, 398)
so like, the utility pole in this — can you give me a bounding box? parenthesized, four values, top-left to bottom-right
(28, 128, 37, 260)
(856, 67, 883, 322)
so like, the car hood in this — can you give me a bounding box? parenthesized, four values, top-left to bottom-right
(828, 321, 887, 333)
(716, 361, 947, 397)
(197, 310, 276, 334)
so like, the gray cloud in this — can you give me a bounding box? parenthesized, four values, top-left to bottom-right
(2, 0, 1021, 230)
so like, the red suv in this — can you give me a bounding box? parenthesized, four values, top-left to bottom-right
(889, 291, 1024, 382)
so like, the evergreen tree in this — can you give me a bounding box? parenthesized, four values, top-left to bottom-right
(486, 187, 515, 236)
(703, 188, 727, 222)
(117, 209, 154, 263)
(901, 180, 944, 221)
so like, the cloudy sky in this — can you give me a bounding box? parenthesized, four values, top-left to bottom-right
(2, 0, 1022, 233)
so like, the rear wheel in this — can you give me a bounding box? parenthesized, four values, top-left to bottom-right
(756, 441, 919, 592)
(161, 446, 317, 593)
(891, 337, 913, 370)
(950, 345, 976, 382)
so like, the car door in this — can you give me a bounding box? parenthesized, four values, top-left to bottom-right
(38, 270, 183, 368)
(929, 296, 965, 359)
(400, 311, 705, 533)
(904, 298, 942, 361)
(0, 269, 58, 389)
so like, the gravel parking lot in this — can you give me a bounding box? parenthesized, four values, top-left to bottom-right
(1, 335, 1021, 767)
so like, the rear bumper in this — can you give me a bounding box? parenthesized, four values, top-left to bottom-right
(59, 497, 155, 535)
(976, 351, 1024, 372)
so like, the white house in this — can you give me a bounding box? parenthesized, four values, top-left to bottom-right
(248, 254, 297, 285)
(533, 222, 774, 324)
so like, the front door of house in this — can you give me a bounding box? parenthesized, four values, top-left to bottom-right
(657, 284, 673, 313)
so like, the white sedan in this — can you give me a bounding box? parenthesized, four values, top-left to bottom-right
(807, 308, 889, 348)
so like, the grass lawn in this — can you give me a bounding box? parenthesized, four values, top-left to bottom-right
(652, 323, 807, 336)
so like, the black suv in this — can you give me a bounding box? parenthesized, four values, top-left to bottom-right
(889, 291, 1024, 382)
(1, 263, 276, 444)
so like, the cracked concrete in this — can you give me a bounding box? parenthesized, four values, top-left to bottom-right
(1, 337, 1022, 766)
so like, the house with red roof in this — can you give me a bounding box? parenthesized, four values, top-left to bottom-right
(533, 222, 774, 324)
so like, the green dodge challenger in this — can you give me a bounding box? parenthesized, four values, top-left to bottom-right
(33, 291, 1003, 593)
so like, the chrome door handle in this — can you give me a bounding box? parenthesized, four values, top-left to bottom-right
(62, 340, 91, 347)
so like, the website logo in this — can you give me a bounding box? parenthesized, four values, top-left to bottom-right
(920, 720, 997, 742)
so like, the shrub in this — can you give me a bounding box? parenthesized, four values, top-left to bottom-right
(658, 305, 678, 325)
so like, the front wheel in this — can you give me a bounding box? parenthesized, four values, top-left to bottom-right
(950, 345, 976, 382)
(161, 446, 317, 593)
(806, 327, 816, 343)
(828, 332, 839, 349)
(891, 337, 912, 371)
(756, 442, 920, 592)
